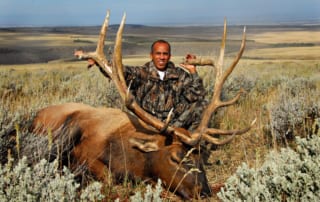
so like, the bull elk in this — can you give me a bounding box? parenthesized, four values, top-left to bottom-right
(31, 10, 255, 200)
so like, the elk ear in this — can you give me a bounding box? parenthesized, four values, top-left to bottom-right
(129, 138, 159, 152)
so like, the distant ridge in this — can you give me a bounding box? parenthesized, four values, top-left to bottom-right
(109, 24, 148, 28)
(1, 19, 320, 29)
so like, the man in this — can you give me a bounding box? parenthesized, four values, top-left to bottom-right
(76, 39, 207, 131)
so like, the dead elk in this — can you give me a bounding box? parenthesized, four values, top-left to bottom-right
(32, 102, 212, 199)
(31, 10, 255, 200)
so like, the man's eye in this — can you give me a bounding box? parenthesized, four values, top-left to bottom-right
(155, 52, 169, 56)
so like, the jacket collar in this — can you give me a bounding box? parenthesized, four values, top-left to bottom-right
(145, 61, 179, 80)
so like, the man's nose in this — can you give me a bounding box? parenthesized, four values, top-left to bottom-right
(160, 53, 166, 58)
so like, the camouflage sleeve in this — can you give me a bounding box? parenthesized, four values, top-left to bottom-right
(124, 65, 139, 81)
(123, 65, 147, 89)
(183, 72, 206, 102)
(171, 71, 207, 130)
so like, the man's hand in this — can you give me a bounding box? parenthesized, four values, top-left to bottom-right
(74, 50, 96, 68)
(74, 49, 84, 59)
(180, 54, 197, 74)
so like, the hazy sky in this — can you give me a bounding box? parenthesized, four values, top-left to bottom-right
(0, 0, 319, 27)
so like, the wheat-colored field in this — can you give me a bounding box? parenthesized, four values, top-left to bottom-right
(245, 46, 320, 60)
(251, 31, 320, 44)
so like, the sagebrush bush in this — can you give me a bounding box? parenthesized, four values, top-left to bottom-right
(129, 179, 163, 202)
(0, 102, 36, 164)
(253, 75, 286, 95)
(201, 68, 255, 101)
(0, 156, 103, 202)
(267, 77, 320, 145)
(217, 135, 320, 201)
(222, 74, 256, 101)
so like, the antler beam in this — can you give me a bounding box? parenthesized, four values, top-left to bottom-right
(75, 11, 254, 146)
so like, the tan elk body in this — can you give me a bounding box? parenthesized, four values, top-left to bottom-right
(32, 102, 211, 199)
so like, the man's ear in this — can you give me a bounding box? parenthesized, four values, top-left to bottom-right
(129, 137, 159, 152)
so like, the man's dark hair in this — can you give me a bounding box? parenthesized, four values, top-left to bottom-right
(151, 39, 171, 54)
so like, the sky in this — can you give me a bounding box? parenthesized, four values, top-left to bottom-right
(0, 0, 319, 27)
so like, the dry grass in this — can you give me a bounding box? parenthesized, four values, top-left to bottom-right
(1, 24, 320, 201)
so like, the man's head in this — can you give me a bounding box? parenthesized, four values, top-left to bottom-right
(150, 40, 171, 71)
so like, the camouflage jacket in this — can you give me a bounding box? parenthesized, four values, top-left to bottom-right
(124, 61, 207, 130)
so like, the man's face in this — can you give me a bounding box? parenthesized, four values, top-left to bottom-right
(150, 42, 171, 71)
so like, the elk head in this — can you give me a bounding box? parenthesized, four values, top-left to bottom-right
(129, 137, 211, 199)
(153, 144, 212, 199)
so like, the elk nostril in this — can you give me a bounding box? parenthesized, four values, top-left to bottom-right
(200, 187, 213, 198)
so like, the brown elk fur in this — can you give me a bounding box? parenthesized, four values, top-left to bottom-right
(31, 102, 211, 199)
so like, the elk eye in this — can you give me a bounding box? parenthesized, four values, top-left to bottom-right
(170, 152, 182, 164)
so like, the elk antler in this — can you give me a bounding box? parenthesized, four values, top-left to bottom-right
(75, 10, 200, 145)
(184, 58, 214, 66)
(186, 19, 256, 145)
(75, 11, 255, 146)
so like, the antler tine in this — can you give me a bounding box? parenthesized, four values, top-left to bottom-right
(202, 118, 256, 145)
(204, 118, 256, 136)
(191, 19, 254, 145)
(220, 26, 246, 88)
(184, 58, 214, 66)
(112, 12, 128, 101)
(203, 133, 236, 145)
(73, 10, 112, 75)
(96, 10, 110, 55)
(82, 10, 113, 77)
(215, 17, 228, 82)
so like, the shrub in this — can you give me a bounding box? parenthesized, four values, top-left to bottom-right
(0, 102, 36, 164)
(129, 179, 163, 202)
(217, 135, 320, 201)
(222, 74, 256, 101)
(267, 77, 319, 145)
(202, 69, 255, 101)
(0, 156, 103, 202)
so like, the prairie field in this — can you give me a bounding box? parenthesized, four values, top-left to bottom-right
(0, 24, 320, 201)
